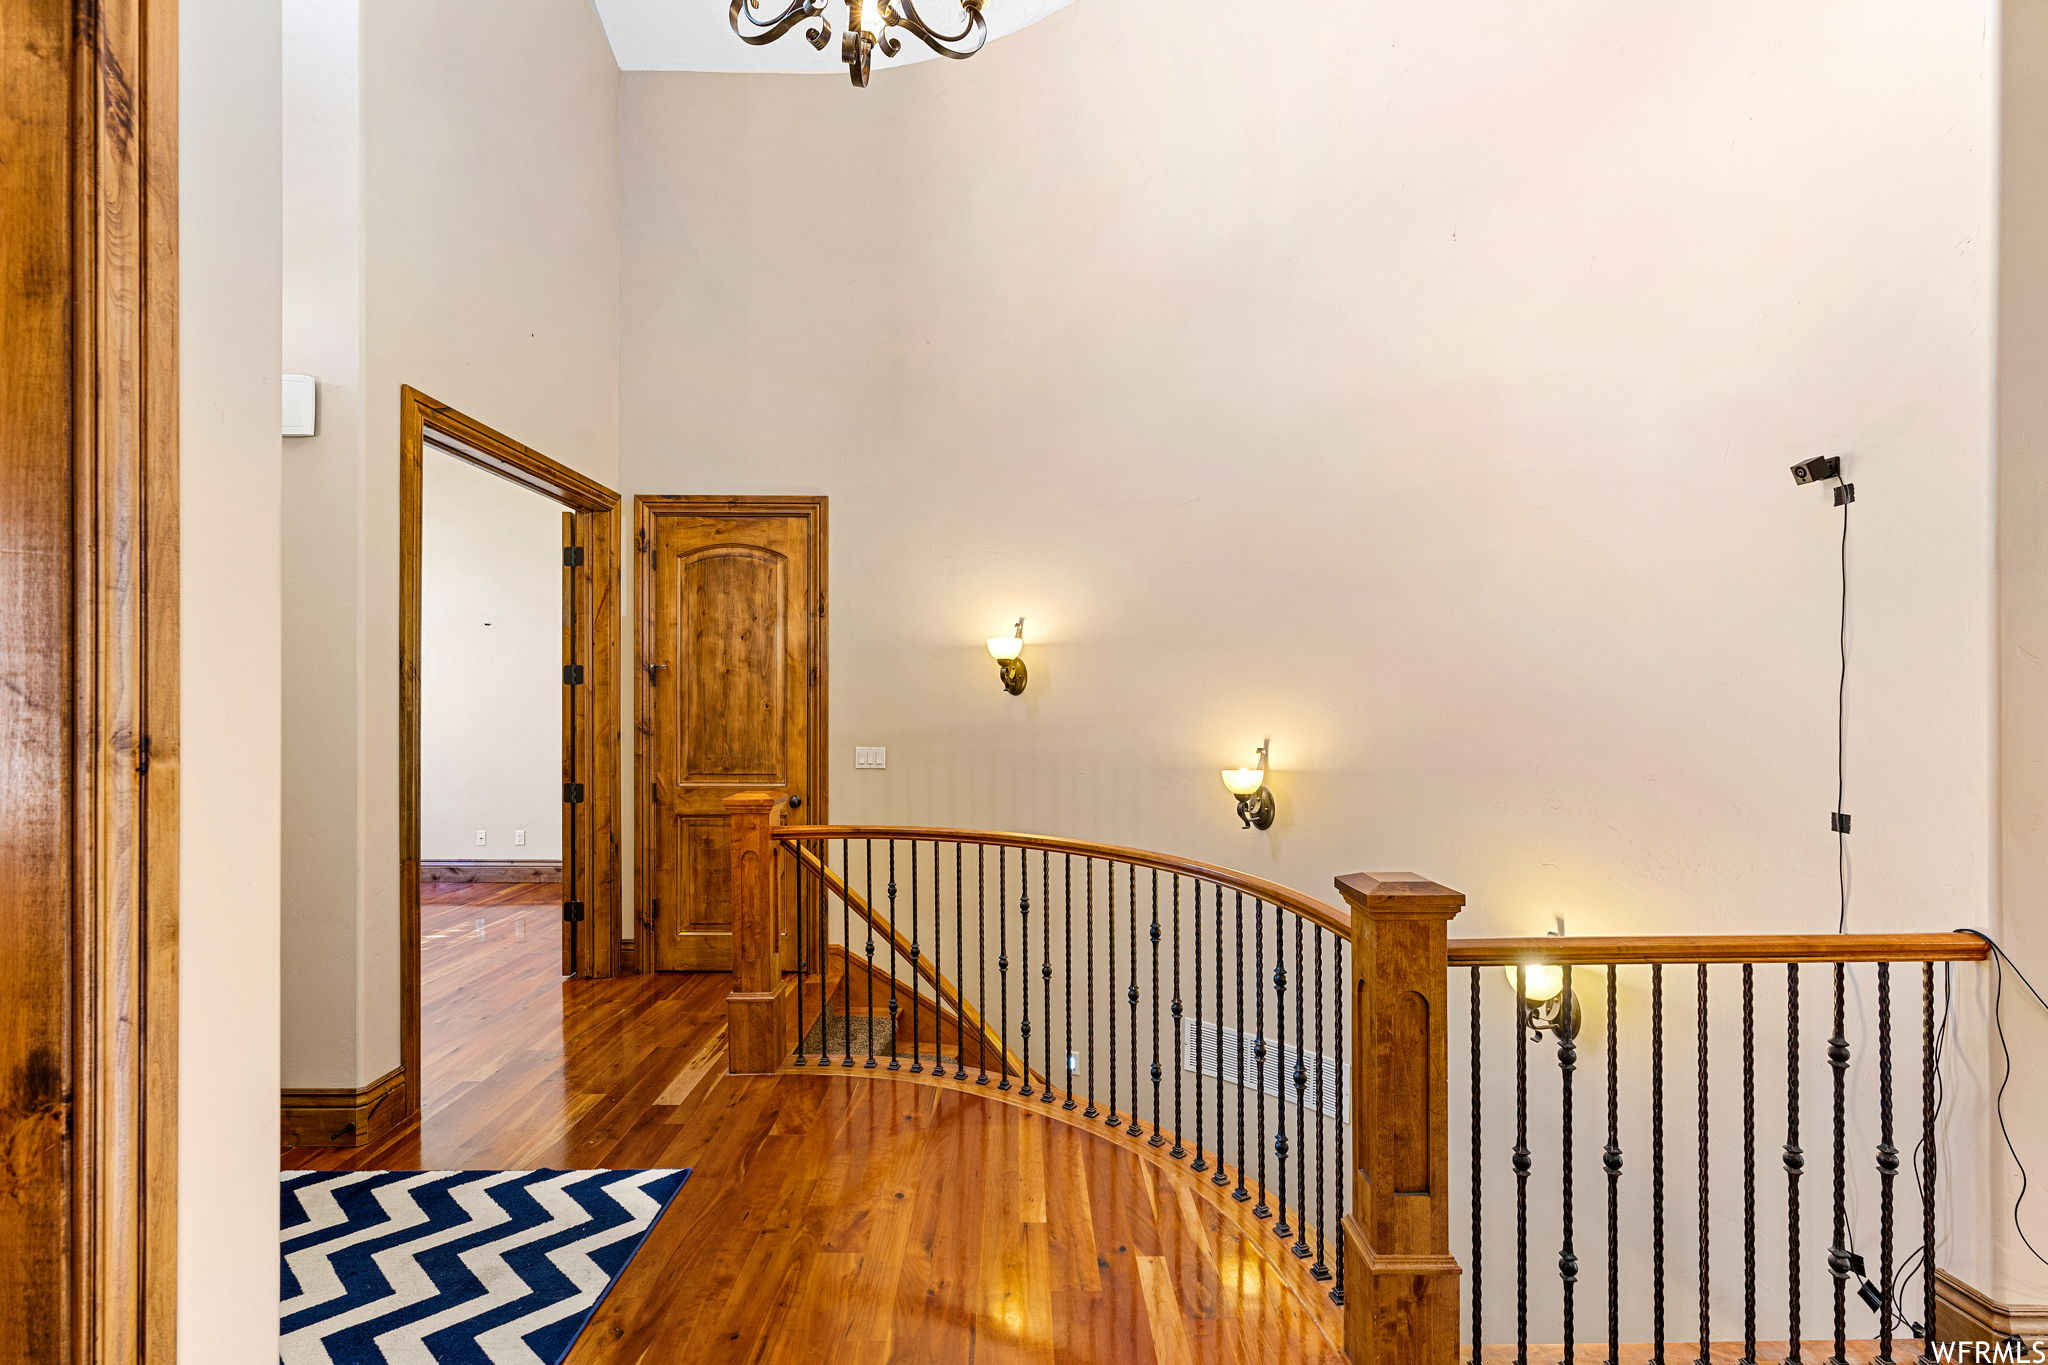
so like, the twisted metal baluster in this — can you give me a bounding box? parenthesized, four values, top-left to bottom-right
(909, 842, 923, 1073)
(1515, 966, 1531, 1365)
(1149, 870, 1165, 1144)
(1311, 928, 1330, 1282)
(1171, 875, 1187, 1157)
(976, 847, 989, 1085)
(1193, 878, 1208, 1173)
(1561, 965, 1578, 1363)
(1695, 965, 1709, 1365)
(1742, 965, 1757, 1365)
(1107, 862, 1119, 1124)
(1127, 870, 1143, 1138)
(955, 844, 968, 1080)
(841, 839, 855, 1068)
(1290, 913, 1309, 1257)
(998, 847, 1012, 1091)
(1786, 964, 1803, 1363)
(1272, 902, 1290, 1235)
(1876, 963, 1897, 1365)
(864, 841, 878, 1069)
(1830, 964, 1851, 1363)
(1331, 932, 1346, 1306)
(1085, 859, 1098, 1117)
(1651, 963, 1665, 1364)
(1253, 897, 1270, 1216)
(1921, 963, 1938, 1364)
(1475, 966, 1487, 1356)
(886, 841, 900, 1069)
(1234, 891, 1250, 1202)
(1064, 855, 1076, 1110)
(1042, 852, 1054, 1105)
(1017, 848, 1032, 1098)
(1605, 966, 1620, 1365)
(1214, 884, 1229, 1188)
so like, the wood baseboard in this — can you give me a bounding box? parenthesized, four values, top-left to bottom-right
(420, 859, 562, 884)
(621, 938, 639, 973)
(281, 1067, 409, 1149)
(1936, 1269, 2048, 1345)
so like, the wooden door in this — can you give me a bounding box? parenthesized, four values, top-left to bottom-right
(638, 497, 826, 972)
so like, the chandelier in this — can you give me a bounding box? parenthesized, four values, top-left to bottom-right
(729, 0, 988, 87)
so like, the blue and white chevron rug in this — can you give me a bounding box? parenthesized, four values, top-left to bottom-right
(280, 1168, 689, 1365)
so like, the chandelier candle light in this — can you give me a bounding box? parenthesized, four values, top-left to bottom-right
(729, 0, 988, 87)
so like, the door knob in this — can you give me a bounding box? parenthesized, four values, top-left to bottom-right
(788, 795, 803, 809)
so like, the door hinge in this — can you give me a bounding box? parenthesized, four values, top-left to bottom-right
(563, 545, 585, 568)
(562, 900, 586, 923)
(563, 663, 585, 685)
(136, 735, 151, 776)
(564, 782, 586, 804)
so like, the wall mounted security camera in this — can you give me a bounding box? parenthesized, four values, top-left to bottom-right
(1789, 455, 1842, 486)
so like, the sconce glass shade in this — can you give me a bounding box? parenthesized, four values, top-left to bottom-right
(1503, 961, 1568, 1004)
(1220, 767, 1267, 798)
(986, 635, 1025, 662)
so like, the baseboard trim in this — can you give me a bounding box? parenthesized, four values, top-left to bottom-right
(621, 938, 639, 974)
(281, 1067, 409, 1149)
(1936, 1269, 2048, 1345)
(420, 859, 562, 884)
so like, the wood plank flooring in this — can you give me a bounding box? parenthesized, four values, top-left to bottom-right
(283, 884, 1345, 1363)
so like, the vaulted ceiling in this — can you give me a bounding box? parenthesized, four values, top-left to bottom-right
(591, 0, 1071, 72)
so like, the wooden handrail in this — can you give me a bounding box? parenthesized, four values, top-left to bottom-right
(784, 841, 1040, 1086)
(775, 824, 1352, 938)
(1447, 932, 1989, 967)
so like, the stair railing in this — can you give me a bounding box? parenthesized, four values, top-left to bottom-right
(720, 793, 1987, 1364)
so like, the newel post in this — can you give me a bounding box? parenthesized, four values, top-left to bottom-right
(725, 791, 796, 1074)
(1335, 872, 1466, 1365)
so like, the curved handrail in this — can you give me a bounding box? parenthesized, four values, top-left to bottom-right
(776, 824, 1352, 938)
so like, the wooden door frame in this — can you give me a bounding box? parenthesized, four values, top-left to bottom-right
(2, 0, 179, 1354)
(633, 496, 829, 969)
(399, 387, 623, 1117)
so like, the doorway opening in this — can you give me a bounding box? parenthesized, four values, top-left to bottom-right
(399, 388, 622, 1120)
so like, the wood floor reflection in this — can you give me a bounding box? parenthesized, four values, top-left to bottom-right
(282, 884, 1345, 1363)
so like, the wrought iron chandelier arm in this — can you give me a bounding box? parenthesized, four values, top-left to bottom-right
(884, 0, 988, 58)
(730, 0, 832, 50)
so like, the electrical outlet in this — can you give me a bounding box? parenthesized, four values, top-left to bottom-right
(475, 829, 487, 846)
(515, 829, 527, 847)
(855, 746, 887, 770)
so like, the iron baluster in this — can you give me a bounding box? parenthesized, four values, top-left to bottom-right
(1193, 878, 1208, 1174)
(1149, 871, 1164, 1144)
(1331, 933, 1346, 1306)
(998, 847, 1011, 1091)
(1289, 912, 1309, 1257)
(976, 847, 989, 1085)
(1921, 963, 1937, 1364)
(1171, 875, 1187, 1157)
(1742, 965, 1757, 1365)
(1018, 846, 1032, 1097)
(794, 838, 808, 1066)
(1652, 962, 1665, 1364)
(1234, 890, 1249, 1202)
(1310, 928, 1330, 1282)
(1042, 852, 1054, 1104)
(955, 844, 968, 1080)
(1475, 966, 1487, 1356)
(1877, 963, 1897, 1365)
(1515, 965, 1531, 1365)
(1830, 964, 1851, 1363)
(842, 839, 854, 1068)
(1787, 964, 1803, 1362)
(1107, 861, 1118, 1124)
(1272, 900, 1290, 1235)
(1085, 859, 1098, 1117)
(865, 841, 878, 1069)
(1695, 965, 1709, 1365)
(1215, 884, 1229, 1189)
(910, 842, 923, 1074)
(1561, 964, 1578, 1363)
(887, 841, 900, 1070)
(1605, 965, 1620, 1365)
(1127, 870, 1142, 1137)
(1253, 897, 1269, 1215)
(1064, 855, 1076, 1109)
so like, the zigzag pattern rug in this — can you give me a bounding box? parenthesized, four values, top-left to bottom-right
(280, 1168, 689, 1365)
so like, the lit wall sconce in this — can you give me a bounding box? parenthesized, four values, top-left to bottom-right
(1502, 948, 1582, 1041)
(1220, 741, 1276, 830)
(987, 618, 1028, 695)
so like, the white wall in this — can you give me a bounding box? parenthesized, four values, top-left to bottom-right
(617, 0, 1999, 1327)
(420, 452, 566, 862)
(280, 0, 621, 1088)
(181, 0, 284, 1354)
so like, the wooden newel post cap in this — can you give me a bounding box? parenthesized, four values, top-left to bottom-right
(1334, 873, 1465, 918)
(723, 790, 789, 816)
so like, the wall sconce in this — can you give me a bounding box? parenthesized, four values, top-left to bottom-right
(1502, 949, 1582, 1041)
(987, 618, 1028, 695)
(1219, 741, 1276, 830)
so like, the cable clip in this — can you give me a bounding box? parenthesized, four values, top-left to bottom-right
(1831, 812, 1852, 834)
(1834, 483, 1857, 506)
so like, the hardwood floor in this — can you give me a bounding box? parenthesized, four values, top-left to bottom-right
(283, 884, 1345, 1363)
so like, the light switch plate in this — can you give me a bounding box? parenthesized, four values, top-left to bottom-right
(855, 746, 887, 770)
